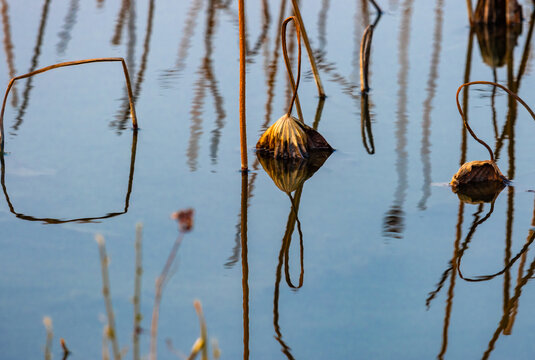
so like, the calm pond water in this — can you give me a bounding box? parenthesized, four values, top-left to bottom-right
(2, 0, 535, 359)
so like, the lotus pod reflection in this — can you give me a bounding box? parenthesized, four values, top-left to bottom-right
(453, 179, 505, 204)
(256, 114, 332, 159)
(257, 150, 331, 193)
(450, 160, 507, 191)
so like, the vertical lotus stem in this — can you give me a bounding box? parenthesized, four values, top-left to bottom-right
(282, 16, 302, 118)
(239, 0, 248, 171)
(466, 0, 473, 24)
(96, 234, 121, 360)
(456, 81, 535, 163)
(290, 0, 326, 98)
(360, 24, 374, 93)
(0, 57, 138, 152)
(133, 223, 143, 360)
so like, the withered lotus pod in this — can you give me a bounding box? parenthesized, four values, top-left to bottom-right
(450, 160, 507, 191)
(256, 16, 332, 159)
(450, 81, 535, 191)
(256, 114, 332, 159)
(257, 150, 331, 193)
(453, 178, 506, 204)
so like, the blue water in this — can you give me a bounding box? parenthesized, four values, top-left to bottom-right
(2, 0, 535, 359)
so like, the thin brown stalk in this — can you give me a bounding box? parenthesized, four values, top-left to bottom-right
(60, 338, 71, 360)
(290, 0, 326, 98)
(359, 24, 374, 93)
(456, 81, 535, 163)
(239, 0, 248, 171)
(466, 0, 473, 24)
(0, 0, 17, 107)
(96, 235, 121, 360)
(282, 16, 302, 118)
(0, 57, 138, 151)
(194, 300, 209, 360)
(368, 0, 382, 13)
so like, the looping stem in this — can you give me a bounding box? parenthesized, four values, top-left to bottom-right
(456, 81, 535, 162)
(282, 16, 302, 119)
(0, 57, 138, 152)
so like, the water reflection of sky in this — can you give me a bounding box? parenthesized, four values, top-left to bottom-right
(2, 0, 535, 359)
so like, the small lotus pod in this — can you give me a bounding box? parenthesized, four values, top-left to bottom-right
(256, 114, 332, 159)
(257, 150, 331, 193)
(454, 180, 505, 204)
(450, 160, 507, 191)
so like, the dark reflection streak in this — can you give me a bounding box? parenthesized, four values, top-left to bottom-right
(126, 0, 136, 91)
(360, 93, 375, 154)
(1, 0, 17, 107)
(186, 0, 220, 171)
(505, 197, 535, 334)
(240, 172, 249, 360)
(515, 10, 535, 90)
(317, 0, 329, 54)
(383, 0, 413, 239)
(246, 0, 270, 58)
(13, 0, 51, 132)
(437, 201, 464, 360)
(0, 131, 138, 224)
(116, 0, 155, 128)
(161, 0, 203, 82)
(418, 0, 443, 210)
(284, 190, 304, 289)
(205, 5, 226, 165)
(482, 237, 535, 360)
(273, 188, 304, 360)
(56, 0, 80, 56)
(502, 186, 514, 333)
(491, 69, 498, 140)
(111, 0, 131, 46)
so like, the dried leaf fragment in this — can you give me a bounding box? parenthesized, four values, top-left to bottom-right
(450, 160, 507, 191)
(256, 114, 332, 159)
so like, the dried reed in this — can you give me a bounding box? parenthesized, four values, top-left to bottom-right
(0, 57, 138, 152)
(96, 234, 122, 360)
(290, 0, 326, 98)
(239, 0, 248, 171)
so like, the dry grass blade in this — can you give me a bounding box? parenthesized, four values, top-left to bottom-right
(43, 316, 53, 360)
(0, 57, 138, 152)
(96, 234, 122, 360)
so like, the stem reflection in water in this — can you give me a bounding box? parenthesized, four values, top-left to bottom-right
(0, 131, 138, 223)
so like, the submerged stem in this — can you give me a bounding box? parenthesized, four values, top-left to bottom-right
(456, 81, 535, 162)
(282, 16, 302, 118)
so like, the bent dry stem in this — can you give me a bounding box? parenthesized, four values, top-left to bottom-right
(456, 81, 535, 163)
(0, 57, 138, 152)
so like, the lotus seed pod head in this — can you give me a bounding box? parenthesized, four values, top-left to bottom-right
(256, 114, 332, 159)
(450, 160, 507, 191)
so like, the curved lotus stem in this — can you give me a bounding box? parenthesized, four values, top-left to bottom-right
(456, 81, 535, 162)
(281, 16, 302, 118)
(0, 57, 138, 152)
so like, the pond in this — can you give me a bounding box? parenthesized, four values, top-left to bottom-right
(2, 0, 535, 359)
